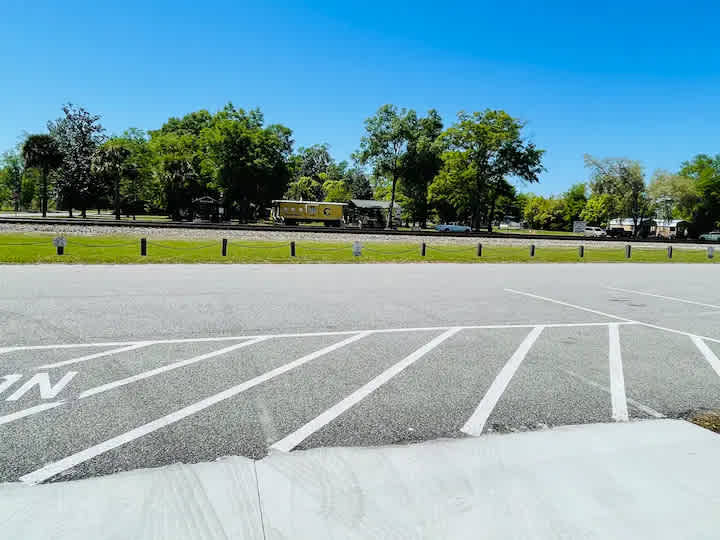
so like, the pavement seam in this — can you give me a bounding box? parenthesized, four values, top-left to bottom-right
(253, 461, 268, 540)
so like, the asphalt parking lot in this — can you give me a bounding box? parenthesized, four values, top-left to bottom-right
(1, 264, 719, 484)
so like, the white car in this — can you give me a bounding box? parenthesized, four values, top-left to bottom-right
(435, 223, 472, 233)
(583, 226, 606, 237)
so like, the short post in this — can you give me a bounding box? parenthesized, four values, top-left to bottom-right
(290, 241, 296, 257)
(421, 242, 426, 257)
(709, 246, 715, 259)
(140, 238, 147, 256)
(625, 244, 632, 259)
(529, 244, 536, 257)
(221, 238, 228, 257)
(667, 246, 673, 259)
(477, 243, 482, 257)
(578, 245, 584, 258)
(56, 245, 64, 256)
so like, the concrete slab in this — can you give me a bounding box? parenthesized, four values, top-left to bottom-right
(0, 456, 264, 540)
(2, 420, 719, 539)
(257, 420, 720, 539)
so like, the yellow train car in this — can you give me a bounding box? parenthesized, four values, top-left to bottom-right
(270, 200, 346, 226)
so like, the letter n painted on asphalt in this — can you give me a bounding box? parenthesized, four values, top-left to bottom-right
(5, 372, 77, 401)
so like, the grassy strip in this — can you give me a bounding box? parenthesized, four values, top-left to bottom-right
(0, 233, 717, 264)
(689, 411, 720, 434)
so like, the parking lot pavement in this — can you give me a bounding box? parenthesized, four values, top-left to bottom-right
(1, 264, 719, 484)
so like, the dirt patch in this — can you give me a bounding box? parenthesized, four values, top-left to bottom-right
(689, 410, 720, 434)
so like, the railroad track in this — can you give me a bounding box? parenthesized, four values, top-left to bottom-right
(0, 216, 711, 244)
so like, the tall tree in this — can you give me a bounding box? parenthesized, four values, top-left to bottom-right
(585, 155, 651, 238)
(678, 154, 720, 233)
(400, 109, 443, 227)
(354, 105, 414, 228)
(48, 103, 106, 217)
(92, 143, 132, 219)
(1, 150, 24, 212)
(648, 170, 698, 222)
(561, 183, 587, 226)
(429, 110, 544, 232)
(343, 166, 373, 199)
(22, 135, 64, 217)
(580, 193, 615, 227)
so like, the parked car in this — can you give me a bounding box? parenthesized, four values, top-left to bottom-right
(699, 231, 720, 242)
(435, 223, 472, 233)
(583, 226, 606, 237)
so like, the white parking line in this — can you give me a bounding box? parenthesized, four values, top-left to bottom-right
(19, 332, 371, 485)
(607, 286, 720, 310)
(78, 337, 269, 399)
(0, 402, 64, 425)
(560, 368, 664, 418)
(461, 326, 544, 436)
(505, 289, 720, 345)
(38, 343, 152, 369)
(608, 324, 629, 422)
(0, 338, 269, 427)
(270, 328, 462, 452)
(1, 322, 640, 354)
(690, 335, 720, 378)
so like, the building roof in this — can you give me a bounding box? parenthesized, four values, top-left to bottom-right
(349, 199, 399, 209)
(655, 219, 687, 227)
(609, 218, 654, 226)
(271, 200, 347, 206)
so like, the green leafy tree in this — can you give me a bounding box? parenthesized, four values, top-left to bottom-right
(22, 134, 64, 217)
(584, 155, 652, 238)
(400, 109, 443, 227)
(1, 150, 24, 211)
(580, 193, 615, 226)
(523, 195, 567, 230)
(284, 176, 324, 201)
(343, 166, 373, 199)
(648, 171, 698, 222)
(322, 179, 352, 202)
(561, 183, 587, 226)
(678, 155, 720, 233)
(430, 110, 544, 231)
(48, 103, 106, 217)
(92, 143, 132, 219)
(354, 105, 414, 228)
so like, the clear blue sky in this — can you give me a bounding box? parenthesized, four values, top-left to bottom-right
(2, 0, 719, 195)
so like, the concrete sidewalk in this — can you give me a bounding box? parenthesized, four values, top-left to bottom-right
(2, 420, 718, 539)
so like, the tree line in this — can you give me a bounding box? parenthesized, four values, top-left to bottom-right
(520, 155, 720, 237)
(1, 102, 718, 235)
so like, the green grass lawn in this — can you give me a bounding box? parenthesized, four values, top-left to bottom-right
(0, 233, 716, 264)
(495, 228, 584, 236)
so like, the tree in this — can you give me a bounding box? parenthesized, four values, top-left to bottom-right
(48, 103, 106, 217)
(430, 110, 544, 232)
(284, 176, 324, 201)
(678, 154, 720, 233)
(580, 193, 615, 226)
(561, 183, 587, 226)
(584, 155, 651, 238)
(1, 150, 24, 212)
(322, 179, 352, 202)
(354, 105, 414, 228)
(343, 166, 373, 199)
(400, 109, 443, 227)
(22, 134, 64, 217)
(523, 195, 567, 230)
(648, 171, 698, 222)
(93, 143, 131, 219)
(291, 144, 333, 182)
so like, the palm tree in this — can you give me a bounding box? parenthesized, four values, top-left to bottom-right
(93, 144, 131, 220)
(22, 135, 63, 217)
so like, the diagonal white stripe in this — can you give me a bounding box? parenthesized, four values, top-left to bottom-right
(19, 332, 370, 485)
(461, 326, 544, 436)
(271, 328, 462, 452)
(38, 343, 152, 369)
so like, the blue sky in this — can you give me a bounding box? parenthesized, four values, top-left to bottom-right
(2, 0, 719, 195)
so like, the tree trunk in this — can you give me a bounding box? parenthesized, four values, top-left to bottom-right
(387, 174, 397, 229)
(81, 204, 87, 219)
(486, 193, 497, 233)
(114, 176, 121, 220)
(41, 170, 48, 218)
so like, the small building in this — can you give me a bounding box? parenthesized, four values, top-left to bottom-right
(653, 219, 688, 239)
(608, 218, 654, 237)
(192, 196, 221, 223)
(346, 199, 402, 228)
